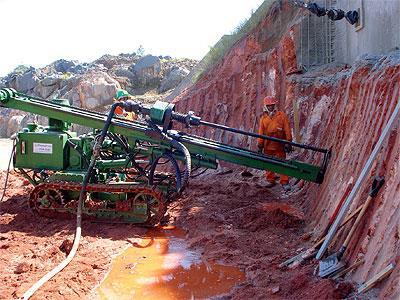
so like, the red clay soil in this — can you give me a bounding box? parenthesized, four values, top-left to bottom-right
(0, 171, 146, 299)
(0, 169, 353, 299)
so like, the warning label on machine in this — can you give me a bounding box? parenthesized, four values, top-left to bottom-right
(33, 143, 53, 154)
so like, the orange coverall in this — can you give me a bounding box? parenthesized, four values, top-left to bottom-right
(114, 106, 137, 121)
(258, 111, 292, 185)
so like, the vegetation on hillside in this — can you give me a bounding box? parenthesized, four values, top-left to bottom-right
(192, 0, 275, 83)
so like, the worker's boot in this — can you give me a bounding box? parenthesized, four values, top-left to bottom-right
(265, 181, 276, 188)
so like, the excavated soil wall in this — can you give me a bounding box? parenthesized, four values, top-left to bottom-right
(173, 1, 400, 298)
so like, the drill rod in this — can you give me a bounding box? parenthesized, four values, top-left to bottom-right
(198, 120, 328, 154)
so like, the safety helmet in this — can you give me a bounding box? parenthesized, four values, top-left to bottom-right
(263, 96, 278, 106)
(115, 89, 130, 101)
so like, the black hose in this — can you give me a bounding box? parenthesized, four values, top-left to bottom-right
(80, 102, 124, 194)
(190, 168, 208, 178)
(149, 153, 182, 192)
(170, 138, 191, 191)
(146, 120, 192, 192)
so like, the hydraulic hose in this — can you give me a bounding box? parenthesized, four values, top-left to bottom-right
(152, 134, 191, 193)
(170, 138, 191, 191)
(146, 119, 192, 193)
(149, 153, 182, 192)
(22, 102, 123, 299)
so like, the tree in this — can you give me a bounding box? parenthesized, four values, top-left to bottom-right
(136, 45, 145, 56)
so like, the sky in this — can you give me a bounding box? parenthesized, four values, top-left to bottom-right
(0, 0, 264, 77)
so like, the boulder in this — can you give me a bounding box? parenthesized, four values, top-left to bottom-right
(73, 71, 120, 109)
(159, 67, 189, 92)
(62, 89, 80, 107)
(13, 70, 40, 92)
(34, 75, 62, 98)
(41, 76, 61, 87)
(130, 55, 162, 87)
(133, 55, 161, 76)
(52, 59, 78, 73)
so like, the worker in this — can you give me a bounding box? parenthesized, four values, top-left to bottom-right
(114, 89, 137, 121)
(257, 96, 293, 191)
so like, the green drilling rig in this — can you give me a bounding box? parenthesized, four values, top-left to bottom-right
(0, 88, 330, 225)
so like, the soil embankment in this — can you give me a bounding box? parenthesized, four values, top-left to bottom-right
(173, 0, 400, 298)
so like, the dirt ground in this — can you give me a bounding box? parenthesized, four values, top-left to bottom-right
(0, 166, 355, 300)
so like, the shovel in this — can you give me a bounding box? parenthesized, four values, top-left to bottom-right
(318, 176, 385, 278)
(320, 177, 354, 239)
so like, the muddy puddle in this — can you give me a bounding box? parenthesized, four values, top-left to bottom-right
(96, 226, 245, 299)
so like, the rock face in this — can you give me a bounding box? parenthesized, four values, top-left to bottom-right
(34, 75, 62, 98)
(296, 53, 400, 300)
(172, 1, 400, 299)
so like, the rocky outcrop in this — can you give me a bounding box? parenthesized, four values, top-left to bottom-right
(0, 54, 198, 137)
(172, 1, 400, 298)
(94, 54, 138, 69)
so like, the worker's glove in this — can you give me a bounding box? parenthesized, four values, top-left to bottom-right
(284, 144, 293, 153)
(257, 146, 263, 154)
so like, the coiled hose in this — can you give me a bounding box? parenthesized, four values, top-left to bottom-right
(148, 129, 191, 193)
(22, 103, 123, 299)
(169, 138, 191, 192)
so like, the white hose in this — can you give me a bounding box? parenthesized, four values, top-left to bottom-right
(22, 200, 82, 299)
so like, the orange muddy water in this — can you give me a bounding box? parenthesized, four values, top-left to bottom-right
(96, 226, 245, 299)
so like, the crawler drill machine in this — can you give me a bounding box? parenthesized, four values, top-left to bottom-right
(0, 88, 330, 225)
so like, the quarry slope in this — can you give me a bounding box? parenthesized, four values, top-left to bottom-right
(173, 0, 400, 298)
